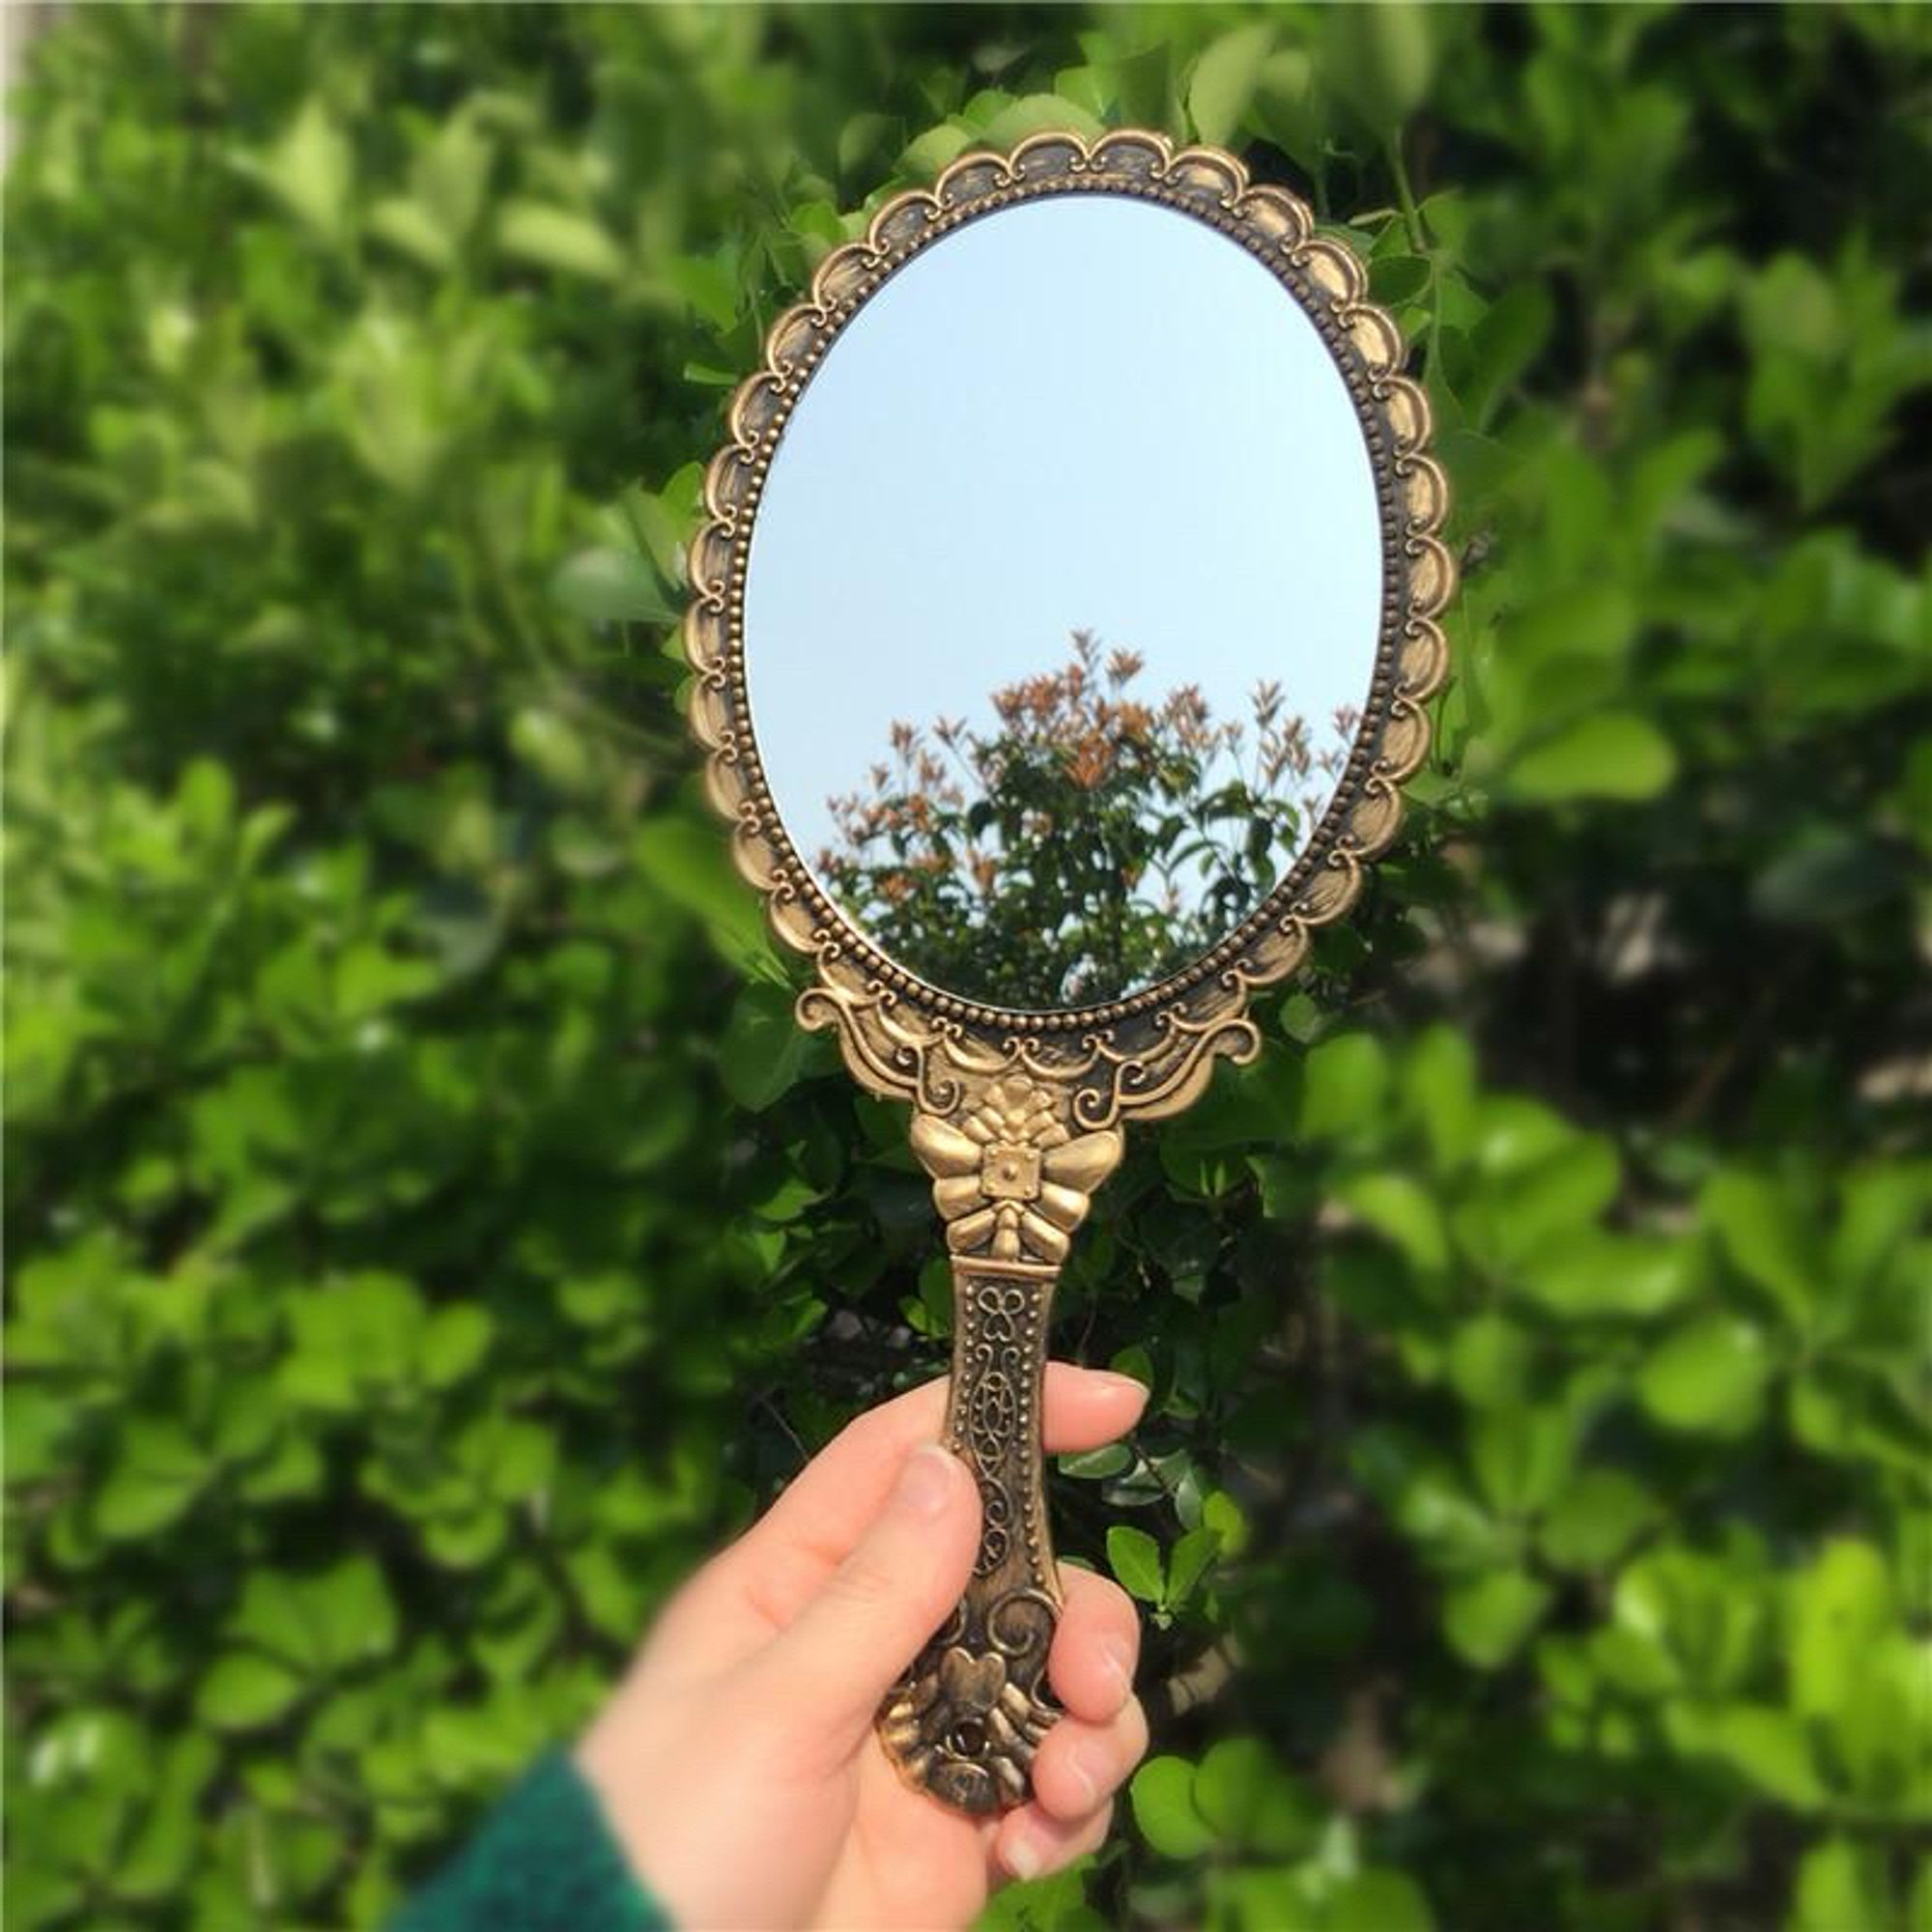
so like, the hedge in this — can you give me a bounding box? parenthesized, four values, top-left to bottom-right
(7, 7, 1929, 1929)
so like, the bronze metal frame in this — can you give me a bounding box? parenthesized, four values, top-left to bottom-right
(684, 128, 1454, 1815)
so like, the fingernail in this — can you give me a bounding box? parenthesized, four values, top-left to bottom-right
(1095, 1371, 1150, 1401)
(893, 1444, 957, 1520)
(1063, 1741, 1103, 1808)
(1100, 1634, 1135, 1696)
(1004, 1827, 1042, 1882)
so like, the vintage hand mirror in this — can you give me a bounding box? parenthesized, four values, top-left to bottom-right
(684, 130, 1453, 1814)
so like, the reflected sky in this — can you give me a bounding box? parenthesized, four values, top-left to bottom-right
(743, 192, 1383, 1003)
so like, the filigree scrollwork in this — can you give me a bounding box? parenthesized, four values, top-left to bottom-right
(957, 1274, 1042, 1577)
(878, 1262, 1064, 1814)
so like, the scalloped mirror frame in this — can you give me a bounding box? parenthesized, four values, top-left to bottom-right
(686, 127, 1454, 1133)
(682, 127, 1456, 1815)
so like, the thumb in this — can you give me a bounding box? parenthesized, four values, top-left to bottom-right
(754, 1443, 980, 1750)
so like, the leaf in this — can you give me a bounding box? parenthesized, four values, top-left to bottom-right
(7, 1384, 72, 1485)
(1403, 1025, 1478, 1170)
(1612, 1543, 1768, 1696)
(1672, 1702, 1823, 1807)
(1190, 1737, 1318, 1856)
(1464, 283, 1554, 421)
(1202, 1490, 1251, 1560)
(976, 1857, 1104, 1932)
(422, 1305, 493, 1388)
(177, 756, 235, 837)
(633, 817, 772, 974)
(1792, 1836, 1890, 1932)
(95, 1421, 212, 1540)
(1371, 253, 1433, 306)
(1788, 1539, 1892, 1720)
(978, 95, 1105, 150)
(118, 1736, 218, 1898)
(1446, 1315, 1532, 1407)
(282, 1274, 425, 1410)
(1298, 1034, 1390, 1140)
(415, 107, 494, 242)
(1254, 46, 1321, 170)
(899, 124, 975, 181)
(197, 1654, 305, 1731)
(242, 99, 354, 241)
(315, 1555, 399, 1662)
(551, 546, 677, 626)
(232, 1557, 397, 1675)
(1540, 1468, 1657, 1572)
(1485, 1138, 1622, 1267)
(1742, 254, 1842, 360)
(836, 112, 893, 182)
(366, 197, 454, 271)
(1505, 583, 1638, 669)
(1703, 1168, 1815, 1322)
(1325, 3, 1435, 136)
(335, 941, 440, 1018)
(1106, 1524, 1165, 1604)
(461, 1414, 556, 1504)
(1468, 1404, 1575, 1518)
(1187, 25, 1274, 147)
(1328, 1870, 1435, 1932)
(497, 202, 626, 281)
(1443, 1569, 1552, 1668)
(1520, 1231, 1697, 1321)
(662, 252, 739, 331)
(1166, 1526, 1220, 1609)
(626, 467, 703, 586)
(1831, 1161, 1932, 1291)
(1752, 827, 1910, 925)
(1130, 1756, 1215, 1860)
(1504, 712, 1677, 803)
(1637, 1316, 1771, 1435)
(1336, 1171, 1448, 1272)
(240, 1432, 326, 1505)
(1474, 1097, 1574, 1178)
(720, 980, 816, 1110)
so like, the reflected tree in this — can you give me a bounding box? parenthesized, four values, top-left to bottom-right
(818, 632, 1358, 1008)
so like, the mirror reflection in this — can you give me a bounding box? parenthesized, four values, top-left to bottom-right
(745, 194, 1383, 1009)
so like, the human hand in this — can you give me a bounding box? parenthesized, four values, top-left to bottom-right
(576, 1364, 1151, 1931)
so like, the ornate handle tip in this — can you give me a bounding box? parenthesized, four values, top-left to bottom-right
(878, 1590, 1062, 1815)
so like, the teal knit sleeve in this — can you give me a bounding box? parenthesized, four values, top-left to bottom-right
(389, 1750, 671, 1932)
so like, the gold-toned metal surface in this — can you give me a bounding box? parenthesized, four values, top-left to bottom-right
(879, 1080, 1122, 1811)
(683, 127, 1455, 1814)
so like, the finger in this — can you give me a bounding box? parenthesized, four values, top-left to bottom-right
(743, 1364, 1147, 1576)
(1047, 1564, 1142, 1722)
(996, 1795, 1114, 1886)
(747, 1442, 980, 1752)
(1028, 1699, 1150, 1825)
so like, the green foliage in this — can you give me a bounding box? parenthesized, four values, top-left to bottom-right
(817, 631, 1330, 1007)
(7, 7, 1929, 1931)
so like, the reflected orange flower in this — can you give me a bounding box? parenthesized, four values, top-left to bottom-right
(1066, 736, 1113, 790)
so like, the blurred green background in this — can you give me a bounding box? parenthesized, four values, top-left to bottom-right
(7, 6, 1929, 1929)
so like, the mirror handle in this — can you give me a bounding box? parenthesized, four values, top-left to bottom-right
(877, 1256, 1065, 1814)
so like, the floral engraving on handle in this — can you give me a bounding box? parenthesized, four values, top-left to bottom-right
(878, 1264, 1066, 1814)
(911, 1074, 1123, 1265)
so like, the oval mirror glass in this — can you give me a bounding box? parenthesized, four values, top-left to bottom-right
(743, 192, 1385, 1011)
